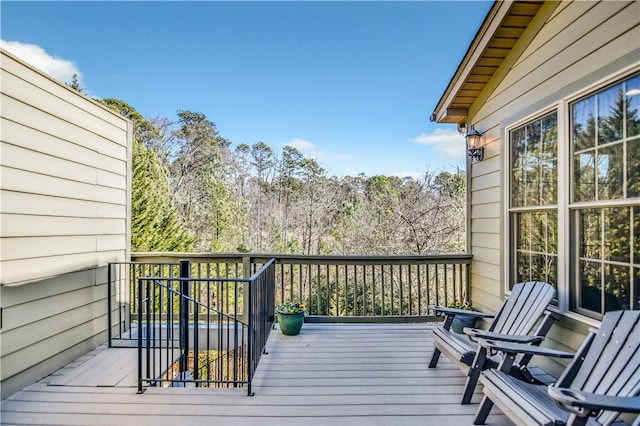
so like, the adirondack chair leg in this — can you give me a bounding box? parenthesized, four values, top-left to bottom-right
(428, 348, 442, 368)
(462, 346, 488, 404)
(567, 414, 589, 426)
(473, 395, 494, 425)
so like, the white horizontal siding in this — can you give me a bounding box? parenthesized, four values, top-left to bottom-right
(1, 67, 126, 142)
(0, 191, 126, 219)
(1, 118, 127, 175)
(1, 250, 123, 287)
(1, 214, 125, 238)
(1, 95, 126, 162)
(1, 54, 126, 132)
(1, 167, 126, 209)
(0, 48, 131, 398)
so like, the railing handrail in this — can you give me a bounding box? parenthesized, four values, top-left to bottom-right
(148, 278, 246, 325)
(131, 252, 472, 264)
(248, 258, 277, 280)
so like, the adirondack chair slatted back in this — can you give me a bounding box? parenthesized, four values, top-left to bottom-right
(555, 310, 640, 425)
(488, 282, 555, 335)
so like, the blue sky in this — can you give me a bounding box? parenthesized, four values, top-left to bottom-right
(1, 1, 492, 178)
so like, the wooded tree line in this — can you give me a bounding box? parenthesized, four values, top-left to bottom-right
(97, 98, 466, 255)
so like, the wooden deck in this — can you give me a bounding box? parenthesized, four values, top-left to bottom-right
(1, 324, 513, 425)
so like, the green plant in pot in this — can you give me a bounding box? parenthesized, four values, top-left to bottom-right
(276, 302, 305, 335)
(448, 300, 477, 333)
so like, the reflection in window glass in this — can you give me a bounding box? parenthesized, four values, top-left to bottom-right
(626, 75, 640, 138)
(629, 139, 640, 198)
(579, 260, 601, 313)
(635, 268, 640, 310)
(510, 112, 558, 294)
(570, 73, 639, 317)
(635, 208, 640, 265)
(513, 211, 558, 289)
(604, 207, 630, 263)
(573, 205, 638, 315)
(511, 112, 557, 207)
(573, 96, 596, 151)
(574, 152, 595, 202)
(597, 144, 624, 200)
(597, 83, 624, 144)
(604, 264, 629, 311)
(579, 209, 600, 259)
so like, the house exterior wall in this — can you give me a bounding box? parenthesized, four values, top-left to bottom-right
(465, 0, 639, 376)
(0, 49, 132, 398)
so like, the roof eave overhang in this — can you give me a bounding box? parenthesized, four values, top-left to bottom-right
(431, 0, 536, 123)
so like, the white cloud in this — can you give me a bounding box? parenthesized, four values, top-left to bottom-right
(285, 138, 318, 155)
(1, 39, 83, 86)
(284, 138, 352, 162)
(411, 128, 465, 160)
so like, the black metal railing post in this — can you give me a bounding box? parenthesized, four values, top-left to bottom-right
(247, 273, 254, 396)
(108, 263, 112, 347)
(137, 278, 142, 393)
(179, 260, 190, 375)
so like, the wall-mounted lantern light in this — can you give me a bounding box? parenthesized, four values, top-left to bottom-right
(465, 125, 484, 161)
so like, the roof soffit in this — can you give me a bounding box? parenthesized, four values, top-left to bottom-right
(432, 1, 546, 124)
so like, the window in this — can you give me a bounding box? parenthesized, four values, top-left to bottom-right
(507, 71, 640, 319)
(509, 112, 558, 291)
(570, 73, 640, 317)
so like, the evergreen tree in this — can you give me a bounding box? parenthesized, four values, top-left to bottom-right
(96, 98, 195, 251)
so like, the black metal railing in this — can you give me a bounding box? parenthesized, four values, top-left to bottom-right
(126, 253, 472, 322)
(108, 261, 180, 345)
(134, 259, 275, 394)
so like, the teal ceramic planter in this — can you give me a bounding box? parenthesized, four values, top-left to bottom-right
(451, 314, 477, 334)
(277, 311, 304, 335)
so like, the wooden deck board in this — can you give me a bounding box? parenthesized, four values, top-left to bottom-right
(1, 324, 514, 425)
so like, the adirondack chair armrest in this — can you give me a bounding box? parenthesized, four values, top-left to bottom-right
(477, 338, 575, 358)
(548, 387, 640, 414)
(429, 305, 495, 319)
(464, 329, 544, 344)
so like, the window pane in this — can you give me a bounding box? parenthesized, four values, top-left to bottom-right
(597, 143, 624, 200)
(626, 75, 640, 138)
(541, 113, 558, 158)
(512, 211, 557, 289)
(548, 211, 558, 253)
(604, 207, 630, 263)
(634, 207, 640, 264)
(604, 264, 629, 311)
(512, 127, 526, 169)
(526, 122, 541, 157)
(574, 152, 596, 202)
(579, 260, 601, 313)
(597, 83, 624, 144)
(511, 112, 557, 208)
(635, 268, 640, 310)
(629, 139, 640, 198)
(580, 209, 601, 259)
(541, 161, 557, 205)
(573, 96, 596, 151)
(512, 168, 524, 207)
(511, 127, 526, 207)
(530, 212, 546, 253)
(516, 250, 530, 283)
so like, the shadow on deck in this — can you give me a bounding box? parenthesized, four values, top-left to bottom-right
(1, 324, 513, 425)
